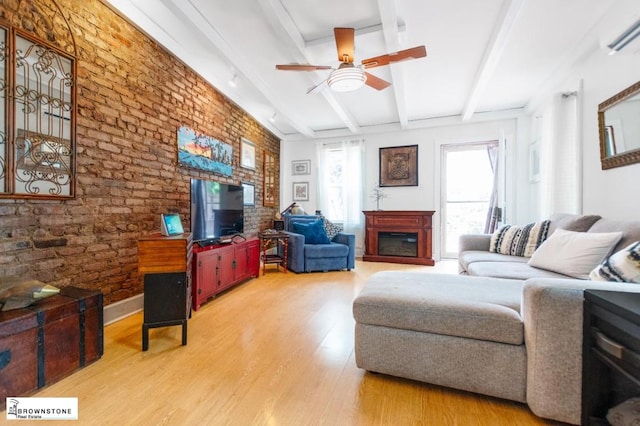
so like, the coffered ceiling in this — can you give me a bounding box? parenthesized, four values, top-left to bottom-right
(103, 0, 637, 140)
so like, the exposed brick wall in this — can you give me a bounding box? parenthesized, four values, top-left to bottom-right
(0, 0, 280, 304)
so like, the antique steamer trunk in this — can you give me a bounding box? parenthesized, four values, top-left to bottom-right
(0, 308, 39, 405)
(0, 286, 103, 410)
(29, 287, 104, 386)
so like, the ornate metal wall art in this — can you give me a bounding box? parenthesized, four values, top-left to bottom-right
(0, 0, 76, 199)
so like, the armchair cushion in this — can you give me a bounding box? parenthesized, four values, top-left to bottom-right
(304, 242, 349, 259)
(292, 219, 330, 244)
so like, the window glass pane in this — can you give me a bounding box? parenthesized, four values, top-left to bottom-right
(326, 149, 344, 220)
(444, 201, 489, 253)
(445, 149, 493, 202)
(442, 142, 498, 257)
(318, 141, 364, 231)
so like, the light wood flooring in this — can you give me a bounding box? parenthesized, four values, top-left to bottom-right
(25, 260, 562, 425)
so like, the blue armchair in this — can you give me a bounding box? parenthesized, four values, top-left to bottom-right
(281, 215, 355, 273)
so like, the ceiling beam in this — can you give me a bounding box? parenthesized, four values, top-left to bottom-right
(156, 0, 317, 137)
(462, 0, 525, 121)
(257, 0, 361, 134)
(377, 0, 409, 128)
(282, 107, 526, 142)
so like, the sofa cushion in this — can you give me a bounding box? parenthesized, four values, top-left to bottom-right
(548, 213, 602, 234)
(489, 220, 550, 257)
(590, 241, 640, 283)
(589, 218, 640, 253)
(528, 229, 622, 279)
(459, 250, 529, 272)
(353, 272, 524, 345)
(292, 219, 330, 244)
(467, 261, 570, 280)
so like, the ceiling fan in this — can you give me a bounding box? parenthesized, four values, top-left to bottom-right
(275, 27, 427, 94)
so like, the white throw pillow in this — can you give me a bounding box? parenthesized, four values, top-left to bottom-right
(528, 229, 623, 279)
(590, 241, 640, 283)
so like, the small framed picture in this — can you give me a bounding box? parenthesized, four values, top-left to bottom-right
(292, 182, 309, 201)
(240, 137, 256, 170)
(292, 159, 311, 175)
(242, 182, 255, 206)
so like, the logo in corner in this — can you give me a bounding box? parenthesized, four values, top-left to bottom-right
(7, 398, 19, 418)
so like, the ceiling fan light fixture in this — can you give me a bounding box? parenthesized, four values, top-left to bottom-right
(327, 67, 366, 92)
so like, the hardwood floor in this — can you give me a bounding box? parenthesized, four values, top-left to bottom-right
(26, 260, 561, 425)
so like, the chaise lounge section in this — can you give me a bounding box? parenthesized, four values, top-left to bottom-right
(353, 214, 640, 424)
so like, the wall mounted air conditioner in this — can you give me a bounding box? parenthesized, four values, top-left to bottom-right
(598, 0, 640, 55)
(606, 18, 640, 55)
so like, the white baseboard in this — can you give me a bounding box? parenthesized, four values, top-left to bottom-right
(104, 293, 144, 325)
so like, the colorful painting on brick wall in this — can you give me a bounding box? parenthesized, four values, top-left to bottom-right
(177, 126, 233, 176)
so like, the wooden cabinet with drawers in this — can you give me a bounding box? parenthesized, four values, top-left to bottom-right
(192, 238, 259, 311)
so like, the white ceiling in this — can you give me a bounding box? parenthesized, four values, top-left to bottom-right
(103, 0, 637, 141)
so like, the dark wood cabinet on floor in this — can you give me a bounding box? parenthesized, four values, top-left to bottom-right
(137, 233, 193, 351)
(192, 238, 260, 311)
(582, 290, 640, 425)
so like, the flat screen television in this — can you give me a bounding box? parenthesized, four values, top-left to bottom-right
(190, 178, 244, 243)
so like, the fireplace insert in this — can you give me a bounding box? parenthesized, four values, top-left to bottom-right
(378, 232, 418, 257)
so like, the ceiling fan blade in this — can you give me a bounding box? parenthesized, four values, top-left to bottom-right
(276, 64, 332, 71)
(364, 72, 391, 91)
(361, 46, 427, 69)
(334, 28, 355, 63)
(307, 79, 328, 95)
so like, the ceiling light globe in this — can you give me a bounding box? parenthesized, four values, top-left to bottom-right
(328, 67, 367, 92)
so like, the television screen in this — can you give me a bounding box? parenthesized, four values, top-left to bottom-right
(190, 179, 244, 243)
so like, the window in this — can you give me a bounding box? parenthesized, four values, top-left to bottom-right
(316, 140, 364, 234)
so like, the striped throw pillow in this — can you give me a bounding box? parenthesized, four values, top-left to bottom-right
(489, 220, 551, 257)
(590, 241, 640, 283)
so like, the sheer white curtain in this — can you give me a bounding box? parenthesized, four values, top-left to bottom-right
(316, 139, 365, 252)
(540, 91, 581, 217)
(484, 142, 501, 233)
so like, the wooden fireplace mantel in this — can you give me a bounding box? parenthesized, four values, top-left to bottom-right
(362, 210, 435, 266)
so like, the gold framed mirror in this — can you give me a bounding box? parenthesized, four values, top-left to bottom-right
(598, 80, 640, 170)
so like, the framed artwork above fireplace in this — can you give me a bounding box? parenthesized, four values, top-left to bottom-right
(379, 145, 418, 187)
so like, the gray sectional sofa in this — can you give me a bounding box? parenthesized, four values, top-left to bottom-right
(353, 214, 640, 425)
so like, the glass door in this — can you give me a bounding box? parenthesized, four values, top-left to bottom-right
(441, 141, 500, 258)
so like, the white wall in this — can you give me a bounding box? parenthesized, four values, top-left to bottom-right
(528, 45, 640, 221)
(280, 119, 522, 260)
